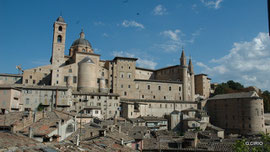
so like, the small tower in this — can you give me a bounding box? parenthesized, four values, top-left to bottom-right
(180, 48, 188, 101)
(51, 16, 66, 65)
(188, 57, 195, 101)
(51, 16, 67, 85)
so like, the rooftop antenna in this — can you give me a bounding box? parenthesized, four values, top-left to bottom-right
(60, 11, 62, 16)
(16, 65, 23, 74)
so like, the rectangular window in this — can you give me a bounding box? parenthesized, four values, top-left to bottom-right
(73, 76, 77, 83)
(33, 80, 36, 84)
(25, 79, 28, 84)
(147, 85, 150, 90)
(158, 86, 161, 90)
(64, 76, 68, 82)
(69, 69, 72, 73)
(26, 98, 30, 105)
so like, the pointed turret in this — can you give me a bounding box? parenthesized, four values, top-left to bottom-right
(180, 48, 187, 66)
(188, 57, 194, 74)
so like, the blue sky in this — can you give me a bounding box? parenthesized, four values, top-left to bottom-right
(0, 0, 269, 90)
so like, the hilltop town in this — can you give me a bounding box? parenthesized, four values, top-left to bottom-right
(0, 16, 269, 152)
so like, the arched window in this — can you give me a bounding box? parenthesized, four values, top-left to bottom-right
(82, 49, 86, 52)
(57, 35, 62, 43)
(58, 26, 62, 31)
(66, 124, 74, 133)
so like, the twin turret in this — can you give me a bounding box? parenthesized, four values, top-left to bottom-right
(180, 48, 195, 101)
(180, 48, 194, 74)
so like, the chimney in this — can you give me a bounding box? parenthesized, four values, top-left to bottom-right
(29, 127, 33, 138)
(33, 111, 37, 123)
(42, 110, 45, 118)
(121, 138, 124, 145)
(118, 126, 121, 133)
(57, 120, 61, 136)
(76, 134, 80, 146)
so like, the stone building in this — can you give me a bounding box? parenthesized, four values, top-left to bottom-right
(22, 16, 197, 98)
(0, 74, 22, 85)
(206, 91, 265, 135)
(72, 92, 120, 119)
(0, 85, 22, 113)
(195, 74, 211, 99)
(19, 85, 71, 111)
(1, 16, 210, 119)
(121, 99, 197, 118)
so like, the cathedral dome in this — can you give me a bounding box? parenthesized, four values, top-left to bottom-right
(71, 31, 92, 48)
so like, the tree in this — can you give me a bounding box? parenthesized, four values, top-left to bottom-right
(262, 91, 270, 113)
(233, 133, 270, 152)
(233, 139, 249, 152)
(37, 103, 45, 111)
(227, 80, 244, 90)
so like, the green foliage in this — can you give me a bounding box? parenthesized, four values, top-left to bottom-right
(37, 103, 45, 111)
(262, 91, 270, 113)
(227, 80, 244, 90)
(233, 139, 249, 152)
(233, 133, 270, 152)
(212, 80, 244, 96)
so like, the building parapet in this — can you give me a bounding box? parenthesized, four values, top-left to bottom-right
(134, 79, 182, 84)
(121, 98, 197, 104)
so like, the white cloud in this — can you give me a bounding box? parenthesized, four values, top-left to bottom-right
(158, 29, 201, 52)
(122, 20, 145, 29)
(153, 4, 167, 16)
(197, 32, 270, 90)
(161, 29, 181, 41)
(192, 4, 197, 10)
(200, 0, 223, 9)
(112, 51, 157, 69)
(137, 59, 157, 69)
(102, 33, 109, 37)
(158, 29, 184, 52)
(112, 51, 135, 58)
(188, 28, 202, 43)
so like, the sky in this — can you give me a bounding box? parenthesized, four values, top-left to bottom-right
(0, 0, 269, 90)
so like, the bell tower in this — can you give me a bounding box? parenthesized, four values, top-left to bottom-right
(51, 16, 66, 65)
(51, 16, 67, 85)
